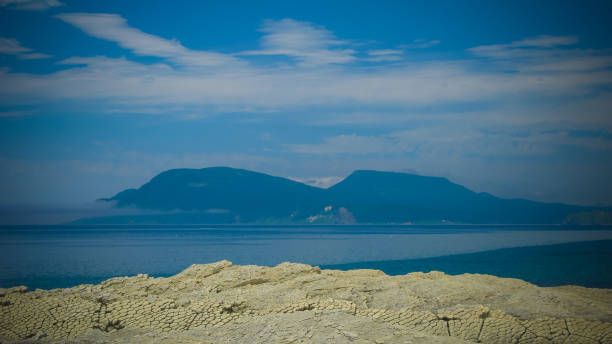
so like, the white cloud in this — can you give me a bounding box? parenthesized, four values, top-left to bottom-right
(400, 39, 440, 49)
(289, 176, 344, 189)
(288, 118, 612, 158)
(364, 49, 403, 62)
(507, 35, 578, 48)
(2, 18, 612, 207)
(363, 55, 402, 62)
(0, 37, 52, 59)
(0, 18, 611, 122)
(0, 0, 63, 10)
(469, 35, 612, 74)
(519, 55, 612, 72)
(18, 52, 52, 59)
(3, 53, 610, 112)
(469, 35, 579, 59)
(367, 49, 403, 56)
(56, 13, 238, 67)
(240, 18, 356, 66)
(0, 37, 32, 54)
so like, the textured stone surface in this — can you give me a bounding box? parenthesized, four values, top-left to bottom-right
(0, 260, 610, 343)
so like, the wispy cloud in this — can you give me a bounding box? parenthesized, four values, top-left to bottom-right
(240, 18, 356, 66)
(0, 37, 32, 54)
(0, 37, 52, 59)
(1, 18, 611, 121)
(500, 35, 577, 48)
(288, 114, 612, 159)
(367, 49, 403, 56)
(0, 0, 63, 10)
(2, 15, 612, 207)
(364, 49, 403, 62)
(468, 35, 612, 75)
(469, 35, 579, 59)
(400, 39, 440, 49)
(289, 176, 343, 188)
(3, 53, 610, 112)
(56, 13, 238, 67)
(18, 52, 52, 59)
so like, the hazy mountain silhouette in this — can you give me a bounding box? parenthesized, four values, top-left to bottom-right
(76, 167, 598, 224)
(327, 170, 585, 224)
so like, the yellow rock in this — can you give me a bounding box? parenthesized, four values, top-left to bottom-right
(0, 261, 610, 343)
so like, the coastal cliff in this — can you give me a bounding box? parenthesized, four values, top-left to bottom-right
(1, 261, 611, 343)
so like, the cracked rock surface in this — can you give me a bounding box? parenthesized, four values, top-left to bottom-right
(0, 260, 610, 343)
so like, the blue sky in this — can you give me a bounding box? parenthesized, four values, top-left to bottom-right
(1, 0, 612, 214)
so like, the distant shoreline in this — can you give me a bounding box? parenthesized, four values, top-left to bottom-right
(4, 223, 612, 229)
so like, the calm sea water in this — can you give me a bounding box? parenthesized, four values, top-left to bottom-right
(1, 225, 611, 290)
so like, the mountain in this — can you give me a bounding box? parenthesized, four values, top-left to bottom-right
(75, 167, 598, 224)
(99, 167, 326, 223)
(327, 170, 585, 224)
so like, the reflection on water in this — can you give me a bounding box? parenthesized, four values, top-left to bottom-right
(1, 225, 611, 289)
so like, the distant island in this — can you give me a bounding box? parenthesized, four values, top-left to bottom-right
(74, 167, 610, 225)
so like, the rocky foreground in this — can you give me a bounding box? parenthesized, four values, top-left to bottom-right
(1, 261, 611, 343)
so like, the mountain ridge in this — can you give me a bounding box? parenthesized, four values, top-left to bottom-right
(75, 166, 605, 225)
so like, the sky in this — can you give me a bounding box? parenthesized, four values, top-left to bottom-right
(1, 0, 612, 222)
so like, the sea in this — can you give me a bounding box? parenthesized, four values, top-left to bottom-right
(1, 224, 611, 290)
